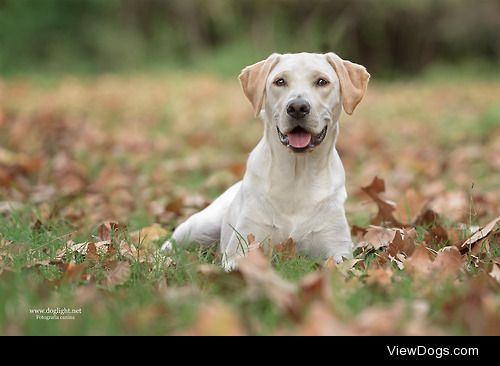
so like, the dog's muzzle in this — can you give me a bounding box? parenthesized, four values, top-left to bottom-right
(277, 125, 328, 152)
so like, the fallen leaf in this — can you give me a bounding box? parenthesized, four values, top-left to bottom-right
(274, 238, 296, 260)
(355, 302, 405, 335)
(299, 271, 331, 304)
(429, 191, 468, 222)
(294, 302, 352, 336)
(333, 258, 364, 277)
(105, 261, 131, 288)
(0, 201, 24, 214)
(60, 262, 89, 284)
(366, 267, 393, 287)
(25, 258, 51, 268)
(461, 216, 500, 250)
(394, 188, 428, 224)
(86, 243, 100, 262)
(414, 208, 440, 227)
(424, 225, 449, 248)
(353, 301, 443, 335)
(323, 256, 336, 270)
(181, 301, 245, 336)
(387, 228, 416, 257)
(97, 221, 123, 242)
(236, 247, 298, 316)
(246, 233, 256, 246)
(489, 263, 500, 282)
(130, 223, 168, 249)
(351, 225, 367, 241)
(0, 147, 42, 173)
(431, 246, 464, 278)
(165, 196, 185, 216)
(228, 162, 246, 178)
(361, 176, 403, 227)
(197, 263, 222, 280)
(404, 244, 433, 276)
(356, 226, 399, 250)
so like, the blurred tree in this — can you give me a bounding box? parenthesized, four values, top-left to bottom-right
(0, 0, 499, 75)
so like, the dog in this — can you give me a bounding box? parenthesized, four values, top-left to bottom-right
(162, 52, 370, 270)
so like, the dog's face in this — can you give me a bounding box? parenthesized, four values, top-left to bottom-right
(266, 53, 341, 152)
(239, 52, 370, 153)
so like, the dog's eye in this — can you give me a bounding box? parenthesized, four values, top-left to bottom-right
(274, 78, 286, 87)
(316, 78, 329, 87)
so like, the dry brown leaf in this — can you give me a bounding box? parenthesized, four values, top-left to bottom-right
(424, 225, 449, 248)
(86, 243, 100, 262)
(130, 223, 168, 250)
(0, 147, 42, 173)
(414, 208, 440, 227)
(404, 244, 433, 276)
(228, 162, 246, 178)
(0, 201, 24, 214)
(97, 221, 123, 242)
(461, 216, 500, 250)
(431, 246, 464, 278)
(60, 262, 89, 283)
(488, 263, 500, 282)
(294, 302, 352, 336)
(165, 196, 185, 216)
(323, 256, 336, 270)
(354, 302, 405, 335)
(236, 247, 298, 316)
(353, 301, 443, 336)
(274, 238, 296, 260)
(366, 267, 393, 287)
(105, 261, 131, 288)
(299, 271, 331, 304)
(351, 225, 367, 241)
(118, 240, 140, 261)
(394, 188, 428, 224)
(429, 191, 468, 222)
(53, 153, 87, 196)
(197, 263, 222, 280)
(246, 233, 256, 246)
(25, 259, 51, 268)
(57, 240, 110, 261)
(333, 258, 364, 277)
(356, 226, 398, 250)
(361, 176, 403, 227)
(387, 228, 416, 257)
(181, 301, 245, 336)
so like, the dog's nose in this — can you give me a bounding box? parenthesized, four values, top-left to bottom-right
(286, 98, 310, 119)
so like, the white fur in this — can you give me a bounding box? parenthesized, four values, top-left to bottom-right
(162, 53, 358, 270)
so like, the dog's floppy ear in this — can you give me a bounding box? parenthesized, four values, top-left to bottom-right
(326, 53, 370, 115)
(239, 53, 280, 117)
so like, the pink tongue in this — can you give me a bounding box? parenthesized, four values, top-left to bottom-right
(287, 130, 312, 148)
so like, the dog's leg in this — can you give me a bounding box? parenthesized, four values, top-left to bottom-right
(306, 207, 353, 262)
(219, 216, 272, 271)
(161, 181, 242, 252)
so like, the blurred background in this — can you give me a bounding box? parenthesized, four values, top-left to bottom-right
(1, 0, 500, 77)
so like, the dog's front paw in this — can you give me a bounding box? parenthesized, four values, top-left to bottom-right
(221, 256, 238, 272)
(333, 255, 345, 264)
(161, 239, 173, 252)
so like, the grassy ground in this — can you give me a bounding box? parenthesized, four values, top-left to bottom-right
(0, 73, 499, 335)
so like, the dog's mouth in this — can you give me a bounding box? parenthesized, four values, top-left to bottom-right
(277, 125, 327, 152)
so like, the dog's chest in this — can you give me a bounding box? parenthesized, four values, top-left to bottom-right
(255, 189, 335, 244)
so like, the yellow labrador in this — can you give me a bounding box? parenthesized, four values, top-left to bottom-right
(162, 52, 370, 270)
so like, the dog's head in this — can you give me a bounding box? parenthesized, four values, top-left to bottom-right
(239, 52, 370, 153)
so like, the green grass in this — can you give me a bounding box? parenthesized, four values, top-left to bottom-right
(1, 207, 493, 335)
